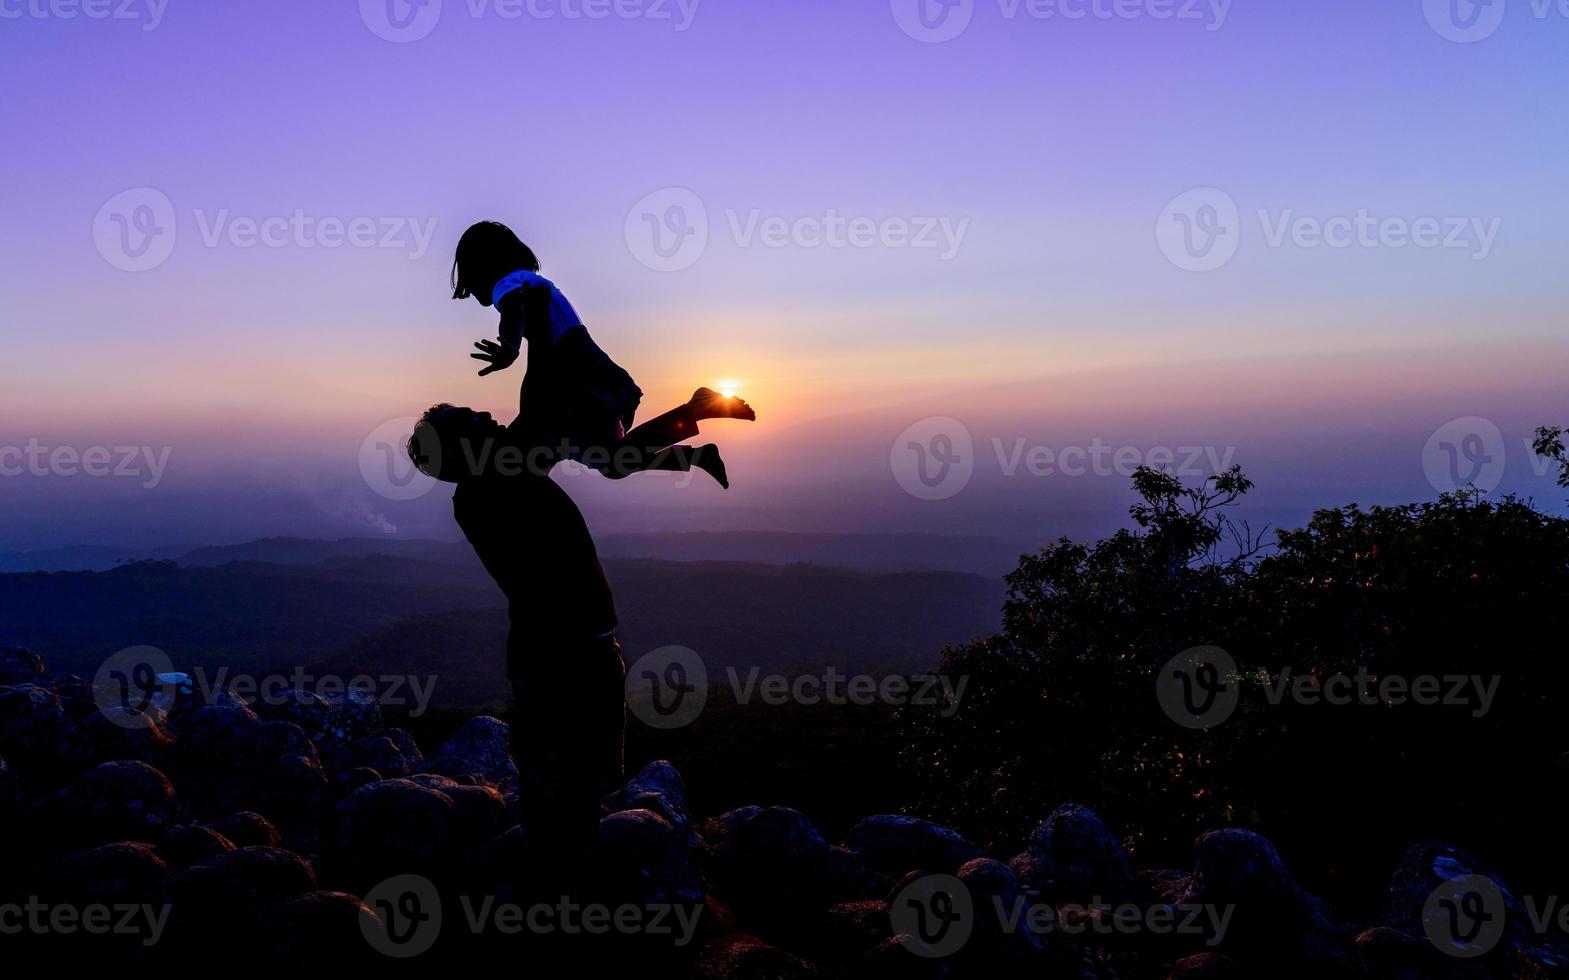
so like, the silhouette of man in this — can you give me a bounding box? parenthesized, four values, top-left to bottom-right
(407, 406, 622, 853)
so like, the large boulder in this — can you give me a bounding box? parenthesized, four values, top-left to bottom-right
(1171, 829, 1358, 976)
(1372, 841, 1568, 977)
(327, 732, 419, 778)
(846, 815, 982, 876)
(0, 683, 67, 762)
(596, 807, 705, 907)
(331, 777, 455, 889)
(423, 715, 515, 784)
(263, 890, 382, 966)
(1010, 803, 1141, 905)
(57, 708, 173, 773)
(51, 840, 174, 907)
(408, 773, 507, 847)
(693, 934, 821, 979)
(157, 824, 236, 871)
(703, 806, 883, 917)
(176, 845, 317, 911)
(54, 760, 178, 846)
(0, 647, 46, 686)
(604, 760, 692, 835)
(206, 811, 282, 848)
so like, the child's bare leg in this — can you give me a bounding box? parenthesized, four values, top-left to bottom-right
(612, 444, 727, 489)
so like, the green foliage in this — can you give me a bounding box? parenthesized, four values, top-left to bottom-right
(898, 466, 1569, 902)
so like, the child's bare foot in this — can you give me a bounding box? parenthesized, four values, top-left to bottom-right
(689, 387, 757, 422)
(691, 444, 729, 489)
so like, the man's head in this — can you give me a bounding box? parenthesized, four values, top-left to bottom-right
(407, 404, 504, 483)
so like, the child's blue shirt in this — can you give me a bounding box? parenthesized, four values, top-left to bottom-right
(492, 269, 582, 347)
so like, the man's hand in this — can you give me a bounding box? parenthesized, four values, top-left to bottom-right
(472, 339, 519, 377)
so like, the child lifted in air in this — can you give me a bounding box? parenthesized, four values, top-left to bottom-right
(451, 221, 755, 487)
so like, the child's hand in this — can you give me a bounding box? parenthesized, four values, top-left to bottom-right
(472, 339, 519, 377)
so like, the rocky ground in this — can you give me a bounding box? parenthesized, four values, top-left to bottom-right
(0, 646, 1562, 977)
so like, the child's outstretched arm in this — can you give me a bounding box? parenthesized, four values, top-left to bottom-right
(470, 285, 536, 377)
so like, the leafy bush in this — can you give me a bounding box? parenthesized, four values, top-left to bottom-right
(898, 465, 1569, 909)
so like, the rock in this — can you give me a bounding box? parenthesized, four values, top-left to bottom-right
(1169, 952, 1244, 978)
(704, 806, 883, 915)
(426, 715, 516, 784)
(57, 708, 172, 773)
(1012, 803, 1141, 905)
(175, 703, 261, 770)
(1172, 829, 1358, 976)
(327, 733, 418, 778)
(206, 811, 283, 848)
(51, 841, 173, 907)
(329, 765, 382, 800)
(0, 647, 46, 685)
(251, 690, 337, 746)
(264, 752, 328, 816)
(1355, 925, 1459, 978)
(408, 773, 507, 845)
(1377, 841, 1567, 974)
(596, 807, 705, 906)
(693, 934, 821, 979)
(55, 760, 178, 846)
(604, 760, 691, 835)
(813, 899, 893, 961)
(317, 688, 384, 748)
(157, 824, 236, 870)
(263, 891, 382, 966)
(176, 845, 317, 911)
(0, 683, 67, 761)
(331, 777, 454, 888)
(249, 720, 318, 764)
(846, 814, 982, 876)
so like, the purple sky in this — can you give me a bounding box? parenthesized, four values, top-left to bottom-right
(2, 0, 1566, 551)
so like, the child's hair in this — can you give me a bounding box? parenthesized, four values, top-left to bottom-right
(451, 221, 541, 300)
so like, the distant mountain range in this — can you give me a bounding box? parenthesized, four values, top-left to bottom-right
(0, 531, 1029, 576)
(0, 536, 1007, 709)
